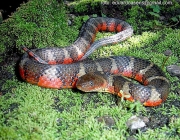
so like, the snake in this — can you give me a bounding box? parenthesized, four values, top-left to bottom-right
(19, 17, 170, 106)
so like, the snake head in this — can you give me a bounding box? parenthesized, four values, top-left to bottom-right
(76, 72, 109, 92)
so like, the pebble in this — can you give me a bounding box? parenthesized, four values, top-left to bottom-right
(126, 115, 148, 130)
(175, 88, 180, 95)
(67, 19, 72, 26)
(97, 115, 115, 128)
(166, 65, 180, 78)
(164, 50, 172, 56)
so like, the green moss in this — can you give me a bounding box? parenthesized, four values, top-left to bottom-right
(0, 83, 59, 139)
(0, 0, 78, 57)
(68, 0, 101, 13)
(0, 0, 180, 139)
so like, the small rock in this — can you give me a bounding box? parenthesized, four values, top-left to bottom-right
(175, 88, 180, 95)
(67, 19, 72, 26)
(164, 50, 172, 56)
(166, 65, 180, 77)
(97, 115, 115, 128)
(126, 115, 146, 130)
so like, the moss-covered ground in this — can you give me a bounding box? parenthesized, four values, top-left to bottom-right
(0, 0, 180, 139)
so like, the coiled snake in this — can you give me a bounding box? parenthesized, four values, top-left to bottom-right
(19, 17, 169, 106)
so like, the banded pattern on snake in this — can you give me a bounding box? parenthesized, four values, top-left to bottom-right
(19, 17, 169, 106)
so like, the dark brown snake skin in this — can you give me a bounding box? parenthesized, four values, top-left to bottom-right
(19, 17, 170, 106)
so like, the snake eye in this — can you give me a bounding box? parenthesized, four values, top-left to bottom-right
(89, 81, 94, 86)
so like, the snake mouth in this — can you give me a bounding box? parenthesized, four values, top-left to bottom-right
(76, 83, 108, 93)
(76, 81, 102, 92)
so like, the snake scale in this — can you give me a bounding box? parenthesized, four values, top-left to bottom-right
(19, 17, 170, 106)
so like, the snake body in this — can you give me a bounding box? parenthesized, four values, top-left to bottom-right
(19, 17, 169, 106)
